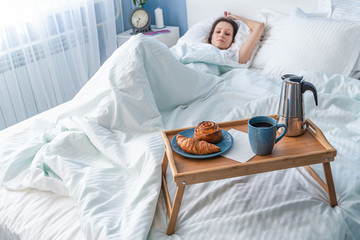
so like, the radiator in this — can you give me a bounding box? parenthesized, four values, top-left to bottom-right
(0, 31, 92, 130)
(0, 0, 119, 131)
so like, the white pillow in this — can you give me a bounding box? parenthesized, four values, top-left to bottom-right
(177, 17, 217, 45)
(331, 0, 360, 21)
(251, 10, 289, 69)
(263, 8, 360, 77)
(251, 9, 328, 70)
(330, 0, 360, 79)
(176, 17, 258, 65)
(316, 0, 332, 17)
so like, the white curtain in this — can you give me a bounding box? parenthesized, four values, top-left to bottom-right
(0, 0, 119, 130)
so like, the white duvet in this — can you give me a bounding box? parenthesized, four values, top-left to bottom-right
(0, 34, 359, 239)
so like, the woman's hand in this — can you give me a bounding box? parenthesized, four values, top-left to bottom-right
(224, 11, 261, 32)
(224, 11, 243, 21)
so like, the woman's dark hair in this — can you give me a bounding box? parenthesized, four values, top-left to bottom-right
(207, 17, 238, 44)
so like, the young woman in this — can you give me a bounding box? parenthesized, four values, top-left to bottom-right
(208, 11, 265, 64)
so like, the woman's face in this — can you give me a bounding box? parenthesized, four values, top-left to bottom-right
(211, 21, 234, 50)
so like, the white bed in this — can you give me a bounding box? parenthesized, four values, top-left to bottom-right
(1, 0, 360, 239)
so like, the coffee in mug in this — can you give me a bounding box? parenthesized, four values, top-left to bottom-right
(248, 116, 287, 155)
(250, 122, 274, 128)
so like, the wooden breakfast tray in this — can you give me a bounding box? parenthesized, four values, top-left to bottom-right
(161, 115, 337, 235)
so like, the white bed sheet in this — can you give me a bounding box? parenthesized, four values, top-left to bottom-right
(0, 35, 360, 239)
(0, 187, 85, 240)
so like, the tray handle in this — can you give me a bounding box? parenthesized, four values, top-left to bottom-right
(305, 118, 336, 153)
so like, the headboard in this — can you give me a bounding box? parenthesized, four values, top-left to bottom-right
(186, 0, 321, 28)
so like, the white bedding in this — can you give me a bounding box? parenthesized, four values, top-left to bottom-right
(1, 34, 360, 239)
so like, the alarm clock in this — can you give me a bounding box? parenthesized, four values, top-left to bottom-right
(129, 7, 152, 35)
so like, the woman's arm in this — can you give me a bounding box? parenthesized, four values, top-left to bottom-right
(226, 12, 265, 64)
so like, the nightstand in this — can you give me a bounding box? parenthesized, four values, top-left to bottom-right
(117, 26, 180, 48)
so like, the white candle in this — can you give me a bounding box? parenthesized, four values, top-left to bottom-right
(155, 7, 164, 28)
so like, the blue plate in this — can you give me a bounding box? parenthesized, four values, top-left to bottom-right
(171, 128, 233, 159)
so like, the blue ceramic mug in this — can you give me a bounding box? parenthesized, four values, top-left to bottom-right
(248, 116, 287, 156)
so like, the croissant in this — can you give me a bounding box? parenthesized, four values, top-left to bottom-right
(176, 134, 221, 155)
(193, 121, 223, 143)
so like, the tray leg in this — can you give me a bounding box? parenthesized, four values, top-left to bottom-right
(161, 152, 186, 235)
(166, 185, 185, 235)
(161, 153, 172, 218)
(304, 164, 337, 207)
(322, 162, 338, 207)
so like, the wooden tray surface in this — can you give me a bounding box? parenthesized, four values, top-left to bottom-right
(161, 116, 336, 185)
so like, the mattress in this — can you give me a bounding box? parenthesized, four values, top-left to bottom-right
(1, 34, 359, 239)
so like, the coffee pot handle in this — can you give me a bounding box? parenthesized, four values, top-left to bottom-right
(302, 82, 318, 106)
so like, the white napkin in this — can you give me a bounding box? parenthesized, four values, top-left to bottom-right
(221, 128, 255, 163)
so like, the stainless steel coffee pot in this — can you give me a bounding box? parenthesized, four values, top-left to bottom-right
(278, 74, 318, 136)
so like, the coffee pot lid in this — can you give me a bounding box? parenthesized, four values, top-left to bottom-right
(281, 74, 303, 83)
